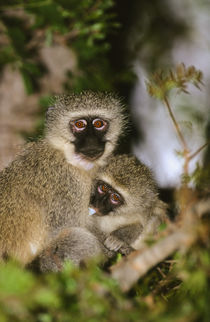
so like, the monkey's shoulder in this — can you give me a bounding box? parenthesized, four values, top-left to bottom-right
(0, 139, 91, 200)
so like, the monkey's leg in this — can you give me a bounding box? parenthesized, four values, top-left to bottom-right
(30, 227, 104, 272)
(0, 201, 47, 265)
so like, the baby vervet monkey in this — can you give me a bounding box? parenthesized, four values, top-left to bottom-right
(32, 154, 167, 272)
(0, 91, 126, 264)
(88, 154, 167, 254)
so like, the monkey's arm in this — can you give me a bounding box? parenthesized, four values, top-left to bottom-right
(104, 223, 143, 256)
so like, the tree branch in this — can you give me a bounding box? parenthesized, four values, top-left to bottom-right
(111, 198, 210, 292)
(111, 229, 193, 292)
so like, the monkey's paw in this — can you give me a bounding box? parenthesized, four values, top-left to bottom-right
(119, 245, 134, 256)
(104, 236, 124, 252)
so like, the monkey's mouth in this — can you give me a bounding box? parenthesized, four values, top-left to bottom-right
(82, 151, 103, 161)
(73, 152, 104, 167)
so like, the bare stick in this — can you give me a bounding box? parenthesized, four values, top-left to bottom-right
(163, 96, 188, 153)
(111, 230, 193, 292)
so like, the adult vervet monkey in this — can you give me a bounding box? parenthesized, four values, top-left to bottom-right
(0, 91, 126, 264)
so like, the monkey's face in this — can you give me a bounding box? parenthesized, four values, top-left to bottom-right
(45, 92, 126, 171)
(69, 117, 109, 161)
(88, 155, 159, 224)
(89, 180, 124, 216)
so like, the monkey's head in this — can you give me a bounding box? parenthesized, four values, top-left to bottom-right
(45, 91, 126, 171)
(89, 155, 159, 224)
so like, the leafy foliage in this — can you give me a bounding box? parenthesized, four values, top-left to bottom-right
(146, 63, 203, 100)
(0, 223, 210, 322)
(0, 0, 135, 143)
(0, 0, 130, 94)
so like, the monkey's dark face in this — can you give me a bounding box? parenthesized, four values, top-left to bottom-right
(70, 117, 109, 161)
(89, 180, 124, 216)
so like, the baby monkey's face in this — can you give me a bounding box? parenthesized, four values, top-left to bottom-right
(89, 180, 124, 216)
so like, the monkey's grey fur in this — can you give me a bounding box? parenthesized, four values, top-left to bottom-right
(33, 155, 166, 272)
(30, 227, 103, 272)
(0, 91, 125, 265)
(88, 154, 167, 254)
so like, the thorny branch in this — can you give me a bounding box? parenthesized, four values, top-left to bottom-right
(111, 197, 210, 292)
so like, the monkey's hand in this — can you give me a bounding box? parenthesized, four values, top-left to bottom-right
(104, 235, 133, 256)
(104, 235, 124, 252)
(119, 244, 134, 256)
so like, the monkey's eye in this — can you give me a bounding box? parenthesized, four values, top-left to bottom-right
(98, 184, 108, 194)
(92, 118, 107, 131)
(73, 119, 87, 132)
(110, 193, 121, 205)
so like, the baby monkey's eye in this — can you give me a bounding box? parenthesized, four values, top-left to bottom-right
(73, 119, 87, 132)
(110, 193, 121, 205)
(92, 118, 107, 130)
(98, 184, 108, 194)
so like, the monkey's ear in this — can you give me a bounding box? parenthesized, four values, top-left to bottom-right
(46, 106, 54, 119)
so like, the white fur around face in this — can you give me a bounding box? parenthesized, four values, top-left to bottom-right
(48, 133, 118, 172)
(67, 110, 115, 121)
(70, 153, 95, 171)
(47, 135, 95, 171)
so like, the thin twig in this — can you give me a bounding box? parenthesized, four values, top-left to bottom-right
(163, 96, 188, 152)
(156, 266, 166, 278)
(189, 141, 210, 161)
(163, 95, 190, 176)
